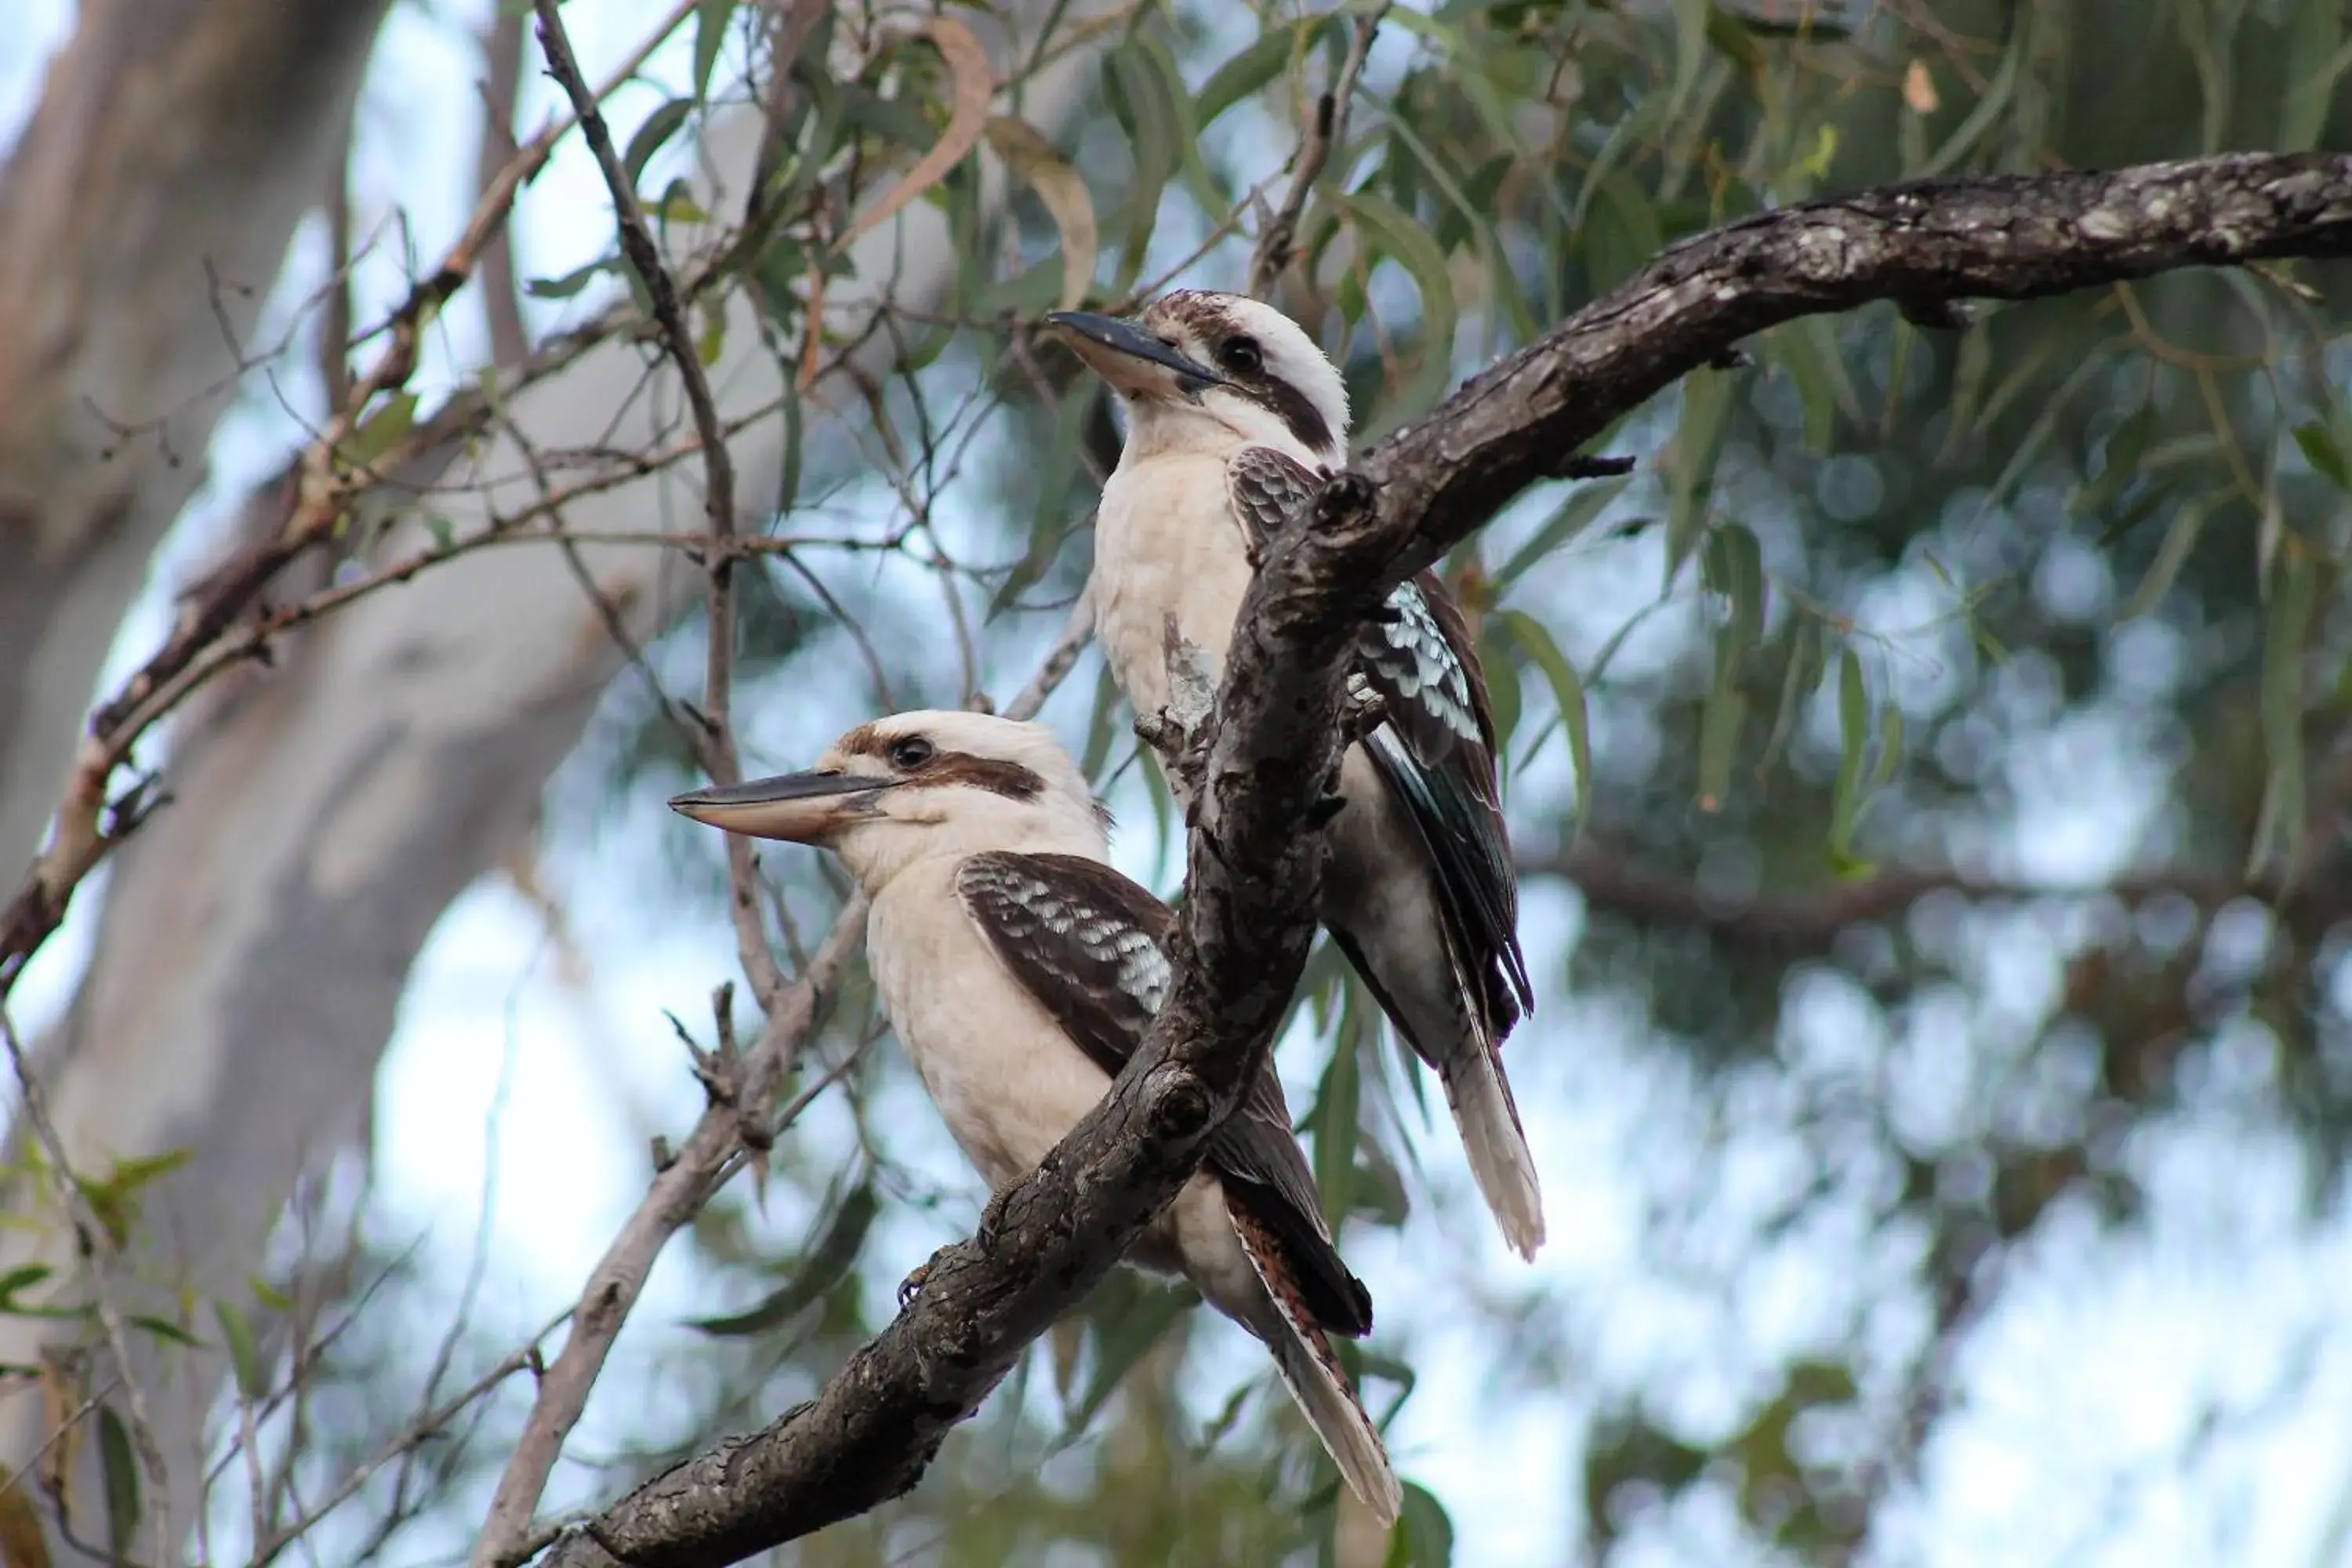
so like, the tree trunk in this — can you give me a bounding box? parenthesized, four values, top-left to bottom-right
(0, 0, 394, 877)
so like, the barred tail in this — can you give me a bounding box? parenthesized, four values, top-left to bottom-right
(1229, 1203, 1402, 1526)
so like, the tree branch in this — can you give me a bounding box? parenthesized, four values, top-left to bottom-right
(528, 151, 2352, 1568)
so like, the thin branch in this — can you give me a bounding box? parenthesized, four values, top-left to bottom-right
(528, 151, 2352, 1567)
(533, 0, 777, 1009)
(246, 1319, 562, 1567)
(478, 7, 532, 368)
(1247, 3, 1390, 302)
(1540, 848, 2267, 952)
(321, 102, 356, 414)
(0, 1005, 174, 1564)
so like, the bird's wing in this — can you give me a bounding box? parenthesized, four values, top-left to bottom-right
(956, 850, 1371, 1335)
(1227, 444, 1326, 554)
(1226, 446, 1533, 1036)
(1359, 572, 1535, 1036)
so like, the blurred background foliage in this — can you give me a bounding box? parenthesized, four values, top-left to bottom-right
(15, 0, 2352, 1562)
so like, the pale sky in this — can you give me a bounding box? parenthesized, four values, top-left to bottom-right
(6, 3, 2352, 1565)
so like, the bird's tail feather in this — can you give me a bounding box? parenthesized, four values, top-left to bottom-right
(1325, 924, 1547, 1260)
(1439, 1042, 1546, 1261)
(1229, 1206, 1402, 1527)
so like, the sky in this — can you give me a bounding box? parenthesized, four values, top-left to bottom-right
(8, 2, 2352, 1566)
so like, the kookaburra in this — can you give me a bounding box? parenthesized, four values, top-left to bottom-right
(1044, 292, 1545, 1259)
(670, 710, 1401, 1523)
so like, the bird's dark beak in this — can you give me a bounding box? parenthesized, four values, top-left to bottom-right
(1044, 310, 1229, 398)
(669, 771, 897, 843)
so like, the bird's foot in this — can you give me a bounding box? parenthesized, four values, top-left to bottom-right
(1305, 793, 1348, 829)
(977, 1185, 1018, 1253)
(898, 1246, 953, 1310)
(1135, 706, 1209, 806)
(1338, 688, 1389, 746)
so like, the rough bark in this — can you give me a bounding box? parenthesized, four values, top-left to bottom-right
(0, 16, 1109, 1563)
(0, 0, 395, 878)
(534, 151, 2352, 1568)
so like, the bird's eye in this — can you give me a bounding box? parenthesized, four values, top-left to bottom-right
(1218, 336, 1264, 375)
(888, 736, 936, 770)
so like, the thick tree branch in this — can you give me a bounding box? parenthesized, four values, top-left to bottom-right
(529, 151, 2352, 1568)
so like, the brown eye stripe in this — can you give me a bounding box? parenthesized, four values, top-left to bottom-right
(922, 753, 1046, 800)
(837, 726, 1047, 801)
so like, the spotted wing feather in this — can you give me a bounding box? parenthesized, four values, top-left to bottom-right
(1359, 579, 1536, 1037)
(955, 851, 1370, 1335)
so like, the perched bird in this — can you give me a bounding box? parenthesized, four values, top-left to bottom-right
(671, 710, 1401, 1523)
(1044, 292, 1546, 1259)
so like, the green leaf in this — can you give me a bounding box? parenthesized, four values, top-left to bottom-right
(84, 1149, 194, 1248)
(1919, 19, 2023, 176)
(2122, 489, 2222, 619)
(1763, 318, 1856, 453)
(1703, 523, 1766, 652)
(524, 259, 611, 300)
(1757, 619, 1821, 776)
(128, 1313, 200, 1349)
(982, 117, 1098, 311)
(1580, 170, 1664, 297)
(1498, 609, 1593, 841)
(1080, 660, 1123, 782)
(2072, 398, 2160, 517)
(1828, 647, 1874, 875)
(688, 1183, 878, 1336)
(1062, 1275, 1198, 1436)
(1385, 1481, 1456, 1566)
(1696, 524, 1765, 811)
(1663, 371, 1736, 588)
(0, 1265, 50, 1310)
(1494, 476, 1630, 590)
(342, 390, 419, 473)
(1310, 1018, 1363, 1233)
(2250, 539, 2318, 877)
(96, 1406, 139, 1559)
(1195, 25, 1301, 129)
(1481, 621, 1523, 757)
(1104, 43, 1179, 296)
(2279, 5, 2348, 150)
(691, 0, 735, 102)
(1871, 698, 1904, 793)
(1338, 190, 1460, 429)
(622, 99, 695, 192)
(2294, 420, 2350, 492)
(215, 1300, 267, 1400)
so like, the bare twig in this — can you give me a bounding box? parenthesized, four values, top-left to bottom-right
(1247, 3, 1391, 302)
(247, 1319, 561, 1567)
(532, 0, 782, 1011)
(0, 1006, 174, 1564)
